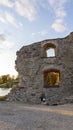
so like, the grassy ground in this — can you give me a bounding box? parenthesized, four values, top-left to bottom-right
(0, 83, 7, 88)
(0, 95, 7, 101)
(0, 81, 19, 88)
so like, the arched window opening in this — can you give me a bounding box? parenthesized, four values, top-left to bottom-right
(44, 69, 60, 88)
(46, 48, 55, 57)
(43, 43, 56, 57)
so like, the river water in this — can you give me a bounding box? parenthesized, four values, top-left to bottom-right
(0, 88, 11, 96)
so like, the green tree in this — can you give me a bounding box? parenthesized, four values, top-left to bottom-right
(0, 76, 3, 84)
(1, 75, 8, 83)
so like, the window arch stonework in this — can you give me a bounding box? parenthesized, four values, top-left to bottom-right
(42, 43, 57, 57)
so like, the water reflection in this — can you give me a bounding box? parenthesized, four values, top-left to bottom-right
(0, 88, 11, 96)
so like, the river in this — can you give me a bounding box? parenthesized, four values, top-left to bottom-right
(0, 88, 11, 96)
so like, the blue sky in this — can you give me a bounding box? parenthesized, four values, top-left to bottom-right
(0, 0, 73, 76)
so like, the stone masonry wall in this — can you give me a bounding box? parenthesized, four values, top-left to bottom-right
(7, 32, 73, 105)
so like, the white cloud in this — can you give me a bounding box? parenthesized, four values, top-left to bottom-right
(48, 0, 67, 16)
(0, 0, 48, 22)
(48, 0, 67, 32)
(0, 11, 22, 28)
(0, 0, 13, 8)
(55, 7, 66, 18)
(38, 30, 48, 35)
(0, 0, 37, 22)
(5, 12, 18, 27)
(52, 19, 66, 32)
(0, 40, 14, 48)
(32, 30, 48, 36)
(0, 0, 68, 31)
(0, 10, 23, 28)
(3, 40, 14, 48)
(14, 0, 37, 21)
(0, 34, 14, 48)
(0, 15, 6, 23)
(35, 0, 48, 8)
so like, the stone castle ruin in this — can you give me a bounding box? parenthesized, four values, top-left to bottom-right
(7, 32, 73, 105)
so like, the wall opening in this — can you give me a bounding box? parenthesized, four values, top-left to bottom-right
(43, 69, 60, 88)
(43, 43, 56, 57)
(46, 48, 55, 57)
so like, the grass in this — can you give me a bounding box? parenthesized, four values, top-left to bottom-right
(0, 81, 19, 88)
(0, 95, 7, 101)
(0, 83, 7, 88)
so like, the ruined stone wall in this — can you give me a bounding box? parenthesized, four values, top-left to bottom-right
(7, 32, 73, 105)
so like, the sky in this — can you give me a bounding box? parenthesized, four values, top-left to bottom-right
(0, 0, 73, 76)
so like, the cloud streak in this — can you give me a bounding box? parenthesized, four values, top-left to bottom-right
(0, 15, 6, 23)
(0, 11, 19, 28)
(32, 30, 48, 37)
(0, 0, 68, 32)
(48, 0, 67, 17)
(5, 12, 18, 27)
(0, 0, 13, 8)
(48, 0, 67, 32)
(0, 34, 14, 48)
(0, 0, 38, 25)
(52, 19, 66, 32)
(14, 0, 37, 21)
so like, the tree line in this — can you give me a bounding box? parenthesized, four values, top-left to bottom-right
(0, 74, 19, 88)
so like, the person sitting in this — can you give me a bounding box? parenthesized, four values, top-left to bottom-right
(40, 92, 46, 102)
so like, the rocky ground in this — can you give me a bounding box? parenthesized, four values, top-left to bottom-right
(0, 102, 73, 130)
